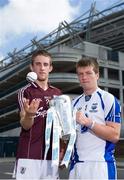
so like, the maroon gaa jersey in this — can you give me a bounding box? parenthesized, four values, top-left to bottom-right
(17, 82, 62, 160)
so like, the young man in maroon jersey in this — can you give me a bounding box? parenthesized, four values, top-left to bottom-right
(13, 50, 65, 179)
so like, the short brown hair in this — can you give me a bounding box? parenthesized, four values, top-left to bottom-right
(31, 49, 52, 65)
(76, 56, 99, 74)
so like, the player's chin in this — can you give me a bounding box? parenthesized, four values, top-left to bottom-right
(82, 84, 88, 88)
(38, 77, 47, 81)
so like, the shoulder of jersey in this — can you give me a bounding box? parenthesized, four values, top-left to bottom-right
(50, 85, 60, 90)
(49, 85, 62, 94)
(72, 94, 83, 103)
(19, 83, 32, 91)
(98, 88, 114, 100)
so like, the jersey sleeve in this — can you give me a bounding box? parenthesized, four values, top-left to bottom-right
(18, 87, 28, 111)
(104, 93, 121, 123)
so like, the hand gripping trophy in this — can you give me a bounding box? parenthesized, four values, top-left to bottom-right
(45, 95, 76, 168)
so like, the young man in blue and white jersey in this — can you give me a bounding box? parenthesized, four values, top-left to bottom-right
(69, 56, 121, 180)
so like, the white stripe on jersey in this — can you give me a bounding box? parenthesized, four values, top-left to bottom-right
(18, 83, 31, 110)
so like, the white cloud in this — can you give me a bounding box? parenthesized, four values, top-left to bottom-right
(0, 0, 80, 47)
(0, 53, 4, 60)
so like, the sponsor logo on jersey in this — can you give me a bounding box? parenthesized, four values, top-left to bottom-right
(36, 107, 47, 117)
(89, 103, 98, 112)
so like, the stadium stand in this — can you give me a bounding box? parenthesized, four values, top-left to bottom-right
(0, 1, 124, 158)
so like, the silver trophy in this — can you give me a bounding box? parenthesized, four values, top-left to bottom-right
(45, 95, 76, 167)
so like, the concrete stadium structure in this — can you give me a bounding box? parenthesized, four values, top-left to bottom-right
(0, 2, 124, 157)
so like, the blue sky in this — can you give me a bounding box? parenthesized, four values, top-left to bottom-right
(0, 0, 123, 60)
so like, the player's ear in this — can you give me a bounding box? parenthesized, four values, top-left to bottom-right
(97, 72, 99, 79)
(49, 65, 53, 72)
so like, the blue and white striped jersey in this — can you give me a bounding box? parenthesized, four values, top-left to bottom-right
(72, 87, 121, 162)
